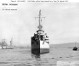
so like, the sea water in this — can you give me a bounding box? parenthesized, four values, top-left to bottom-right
(0, 46, 79, 66)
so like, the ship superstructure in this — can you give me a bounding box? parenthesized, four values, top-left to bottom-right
(31, 10, 49, 55)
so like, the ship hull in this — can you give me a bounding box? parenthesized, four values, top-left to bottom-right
(31, 37, 49, 55)
(40, 48, 49, 54)
(40, 41, 49, 54)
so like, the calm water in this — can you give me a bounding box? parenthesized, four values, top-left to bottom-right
(0, 46, 79, 66)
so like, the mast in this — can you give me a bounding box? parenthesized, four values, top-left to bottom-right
(75, 42, 76, 47)
(10, 38, 13, 46)
(38, 10, 42, 30)
(35, 10, 45, 40)
(35, 10, 45, 30)
(75, 42, 77, 47)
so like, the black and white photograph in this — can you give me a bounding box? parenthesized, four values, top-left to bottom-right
(0, 0, 79, 66)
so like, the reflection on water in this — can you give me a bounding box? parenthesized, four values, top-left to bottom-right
(31, 53, 56, 66)
(31, 53, 41, 66)
(31, 53, 40, 58)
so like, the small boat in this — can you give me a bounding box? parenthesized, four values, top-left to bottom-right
(73, 42, 78, 51)
(31, 10, 49, 55)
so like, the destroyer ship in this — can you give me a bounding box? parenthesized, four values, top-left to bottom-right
(31, 10, 49, 55)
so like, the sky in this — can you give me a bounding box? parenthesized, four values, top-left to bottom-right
(0, 1, 79, 46)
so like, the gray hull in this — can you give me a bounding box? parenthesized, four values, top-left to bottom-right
(40, 48, 49, 54)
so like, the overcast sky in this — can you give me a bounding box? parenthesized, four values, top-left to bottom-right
(0, 1, 79, 46)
